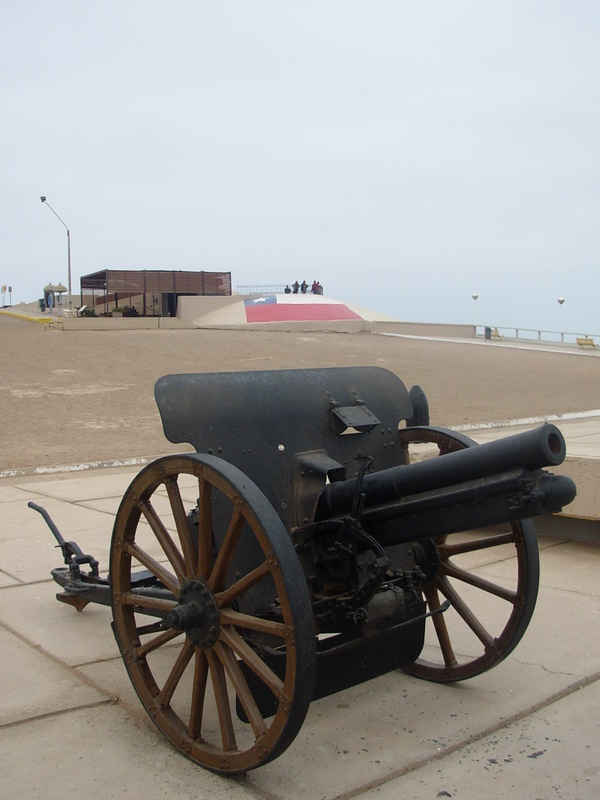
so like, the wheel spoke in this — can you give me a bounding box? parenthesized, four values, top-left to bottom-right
(214, 641, 267, 739)
(188, 650, 209, 739)
(219, 625, 285, 697)
(121, 591, 178, 614)
(196, 473, 213, 580)
(207, 505, 244, 592)
(437, 575, 495, 649)
(442, 560, 517, 603)
(135, 627, 182, 659)
(437, 531, 515, 558)
(219, 608, 289, 639)
(207, 650, 237, 752)
(215, 561, 271, 608)
(424, 584, 457, 668)
(139, 498, 187, 583)
(165, 476, 198, 578)
(125, 542, 180, 594)
(157, 639, 195, 707)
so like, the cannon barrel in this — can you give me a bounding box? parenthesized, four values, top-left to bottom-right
(318, 423, 569, 517)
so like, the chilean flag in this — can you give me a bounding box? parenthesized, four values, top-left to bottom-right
(244, 295, 362, 323)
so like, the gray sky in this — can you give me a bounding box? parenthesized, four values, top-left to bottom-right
(2, 1, 599, 334)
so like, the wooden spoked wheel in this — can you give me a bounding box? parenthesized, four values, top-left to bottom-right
(399, 427, 539, 682)
(110, 453, 316, 773)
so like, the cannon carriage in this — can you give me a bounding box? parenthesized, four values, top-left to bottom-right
(31, 366, 576, 774)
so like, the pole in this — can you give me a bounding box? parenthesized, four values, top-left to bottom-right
(67, 228, 72, 310)
(558, 297, 565, 343)
(40, 197, 72, 309)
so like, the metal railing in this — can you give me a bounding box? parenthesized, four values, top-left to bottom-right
(235, 284, 288, 295)
(475, 326, 600, 346)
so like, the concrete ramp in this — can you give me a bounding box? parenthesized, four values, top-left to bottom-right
(178, 293, 397, 330)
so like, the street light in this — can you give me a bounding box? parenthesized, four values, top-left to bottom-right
(40, 196, 72, 310)
(472, 293, 479, 336)
(558, 297, 565, 342)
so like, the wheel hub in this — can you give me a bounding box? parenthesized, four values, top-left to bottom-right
(164, 579, 220, 648)
(413, 539, 440, 581)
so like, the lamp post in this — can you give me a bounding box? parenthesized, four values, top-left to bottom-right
(557, 297, 565, 343)
(472, 293, 479, 336)
(40, 196, 72, 310)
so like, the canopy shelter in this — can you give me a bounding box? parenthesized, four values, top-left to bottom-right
(79, 269, 231, 316)
(43, 283, 67, 311)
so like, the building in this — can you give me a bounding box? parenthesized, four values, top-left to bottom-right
(79, 269, 231, 316)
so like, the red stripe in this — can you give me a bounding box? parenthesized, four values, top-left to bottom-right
(245, 303, 362, 323)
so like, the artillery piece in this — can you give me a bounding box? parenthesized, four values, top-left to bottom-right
(31, 366, 576, 774)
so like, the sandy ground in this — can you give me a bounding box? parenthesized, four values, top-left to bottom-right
(1, 314, 599, 471)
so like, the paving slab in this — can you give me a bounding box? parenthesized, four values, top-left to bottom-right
(0, 485, 38, 503)
(0, 525, 79, 583)
(539, 540, 600, 596)
(0, 704, 253, 800)
(78, 656, 148, 719)
(242, 662, 591, 799)
(1, 414, 599, 799)
(2, 496, 114, 583)
(0, 626, 107, 726)
(6, 495, 114, 542)
(496, 583, 600, 679)
(63, 531, 599, 799)
(0, 569, 18, 587)
(0, 583, 118, 666)
(17, 470, 136, 502)
(71, 540, 599, 800)
(353, 679, 600, 800)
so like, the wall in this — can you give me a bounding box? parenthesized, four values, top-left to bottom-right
(62, 316, 192, 331)
(372, 321, 475, 338)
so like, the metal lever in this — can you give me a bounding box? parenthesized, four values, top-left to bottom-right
(28, 502, 99, 577)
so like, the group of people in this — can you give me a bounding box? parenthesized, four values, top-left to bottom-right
(284, 280, 323, 295)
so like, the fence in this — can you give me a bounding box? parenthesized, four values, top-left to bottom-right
(475, 326, 600, 347)
(235, 284, 288, 295)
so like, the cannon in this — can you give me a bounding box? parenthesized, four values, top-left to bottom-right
(31, 366, 576, 774)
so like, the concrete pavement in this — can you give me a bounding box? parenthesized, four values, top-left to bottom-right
(2, 411, 599, 799)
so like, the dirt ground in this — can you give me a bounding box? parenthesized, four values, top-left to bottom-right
(1, 314, 599, 471)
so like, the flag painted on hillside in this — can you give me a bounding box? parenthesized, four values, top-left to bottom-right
(244, 295, 362, 323)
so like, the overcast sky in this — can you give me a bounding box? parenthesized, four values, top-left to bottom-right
(2, 1, 599, 333)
